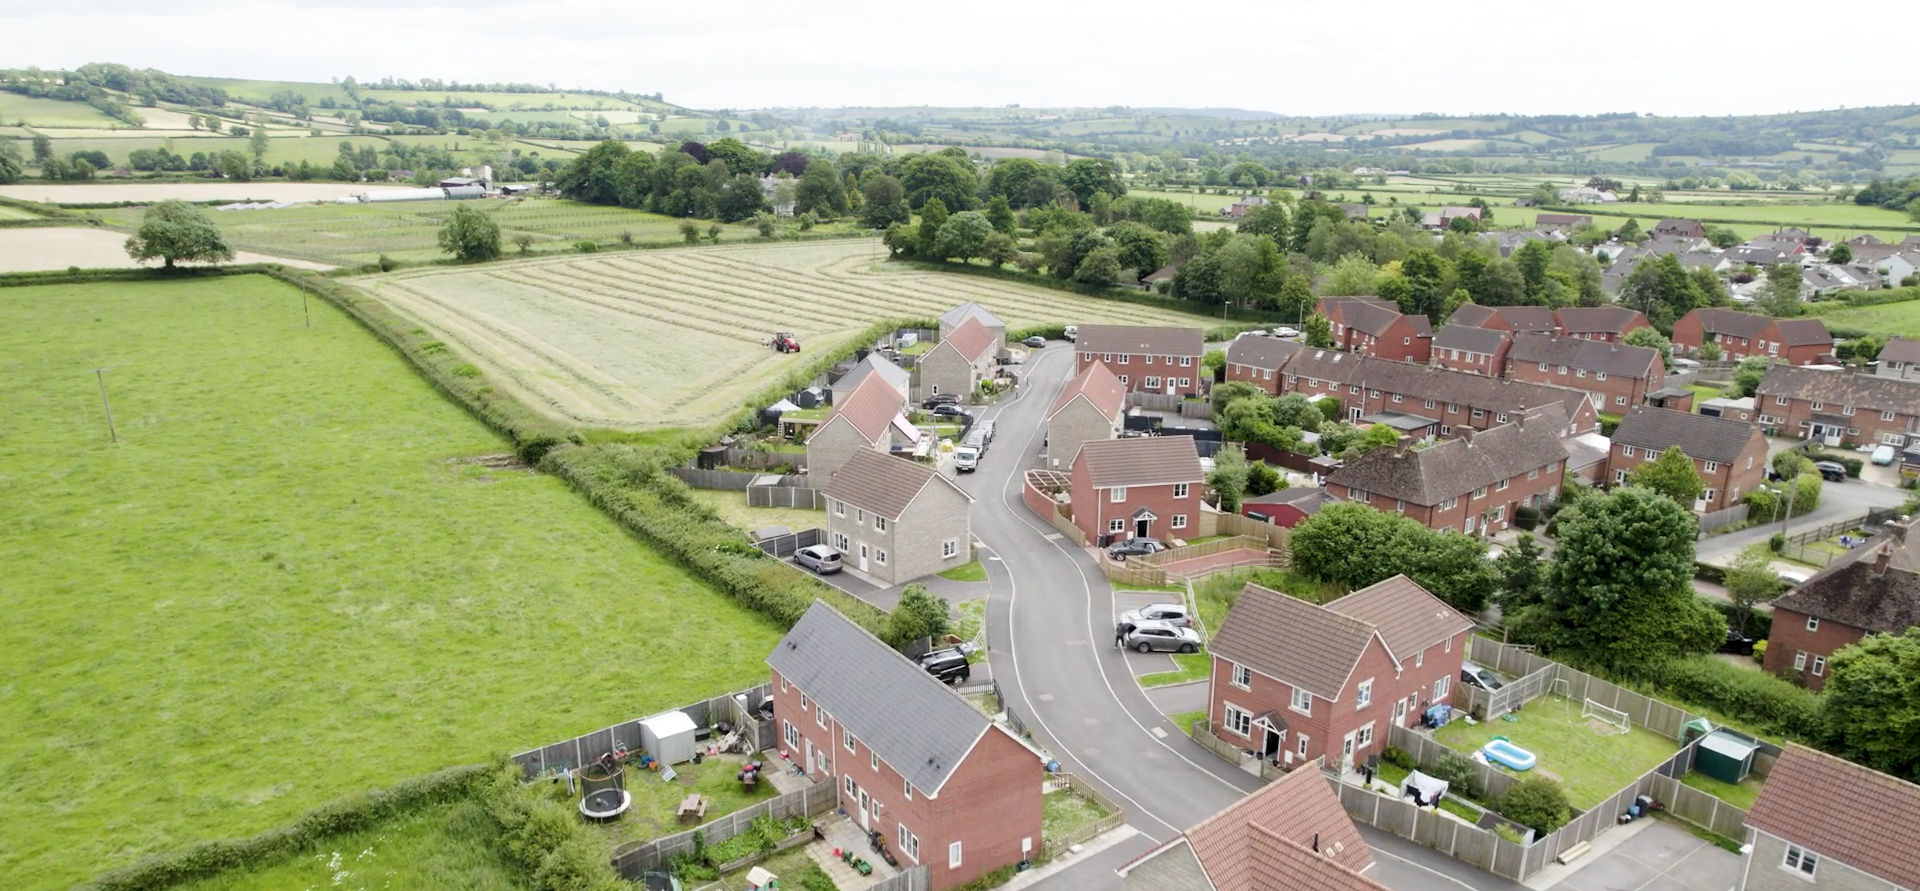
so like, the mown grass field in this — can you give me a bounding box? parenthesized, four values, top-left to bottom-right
(0, 92, 126, 127)
(0, 275, 782, 890)
(354, 240, 1230, 429)
(1804, 299, 1920, 338)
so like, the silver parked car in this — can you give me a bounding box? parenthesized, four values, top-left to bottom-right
(795, 545, 842, 574)
(1121, 603, 1193, 628)
(1126, 620, 1201, 654)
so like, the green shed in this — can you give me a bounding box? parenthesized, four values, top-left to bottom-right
(1695, 730, 1758, 785)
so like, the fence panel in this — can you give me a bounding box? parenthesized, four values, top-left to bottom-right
(512, 685, 774, 777)
(609, 782, 837, 879)
(670, 467, 760, 490)
(868, 866, 931, 891)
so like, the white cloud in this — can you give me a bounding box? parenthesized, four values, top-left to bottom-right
(4, 0, 1909, 117)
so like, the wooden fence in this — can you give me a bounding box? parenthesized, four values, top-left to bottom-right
(1338, 779, 1527, 880)
(511, 685, 773, 777)
(1043, 773, 1127, 854)
(747, 485, 826, 509)
(724, 447, 809, 471)
(609, 782, 838, 879)
(1696, 502, 1750, 535)
(753, 528, 826, 559)
(671, 467, 763, 490)
(870, 866, 932, 891)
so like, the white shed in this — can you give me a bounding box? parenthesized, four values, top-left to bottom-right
(639, 711, 698, 764)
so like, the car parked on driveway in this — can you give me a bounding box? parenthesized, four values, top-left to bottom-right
(1815, 461, 1848, 482)
(1106, 538, 1166, 561)
(1023, 335, 1047, 348)
(1460, 661, 1504, 691)
(931, 404, 970, 419)
(795, 545, 842, 574)
(922, 393, 960, 409)
(1126, 620, 1201, 654)
(1871, 444, 1897, 466)
(918, 648, 971, 685)
(1121, 603, 1192, 628)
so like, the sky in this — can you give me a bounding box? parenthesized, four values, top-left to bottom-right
(5, 0, 1915, 118)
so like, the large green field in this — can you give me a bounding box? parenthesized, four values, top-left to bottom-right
(1804, 299, 1920, 338)
(0, 93, 125, 128)
(0, 275, 782, 890)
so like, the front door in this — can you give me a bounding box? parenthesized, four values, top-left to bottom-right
(1348, 406, 1363, 421)
(858, 544, 869, 572)
(1341, 731, 1357, 772)
(1393, 697, 1408, 728)
(804, 740, 814, 775)
(1135, 518, 1150, 538)
(1257, 721, 1282, 760)
(857, 787, 871, 831)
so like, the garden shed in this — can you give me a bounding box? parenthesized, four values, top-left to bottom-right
(640, 711, 698, 765)
(1695, 730, 1759, 785)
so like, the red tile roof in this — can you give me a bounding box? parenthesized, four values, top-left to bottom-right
(1326, 576, 1473, 661)
(1075, 436, 1203, 489)
(828, 375, 905, 443)
(939, 316, 999, 362)
(1211, 585, 1379, 700)
(1180, 765, 1378, 891)
(1048, 361, 1127, 422)
(1746, 745, 1920, 888)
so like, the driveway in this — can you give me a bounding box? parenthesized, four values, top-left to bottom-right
(956, 345, 1527, 891)
(1544, 818, 1742, 891)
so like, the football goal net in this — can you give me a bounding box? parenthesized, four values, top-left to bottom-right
(1582, 698, 1630, 735)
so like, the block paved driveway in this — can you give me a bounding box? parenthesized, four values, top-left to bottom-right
(1548, 819, 1742, 891)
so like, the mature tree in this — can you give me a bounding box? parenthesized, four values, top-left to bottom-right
(1501, 777, 1572, 834)
(610, 150, 656, 209)
(1303, 312, 1333, 348)
(1059, 158, 1125, 206)
(1518, 487, 1722, 669)
(981, 231, 1017, 268)
(1208, 446, 1251, 512)
(1628, 446, 1707, 506)
(1237, 202, 1291, 240)
(916, 198, 949, 258)
(1211, 380, 1265, 413)
(1108, 221, 1168, 277)
(1399, 248, 1453, 320)
(1761, 263, 1804, 316)
(859, 173, 910, 228)
(984, 195, 1017, 234)
(1272, 392, 1322, 433)
(794, 157, 847, 217)
(982, 157, 1054, 208)
(1088, 190, 1113, 225)
(1623, 326, 1673, 369)
(437, 203, 503, 262)
(32, 133, 56, 163)
(1722, 545, 1780, 635)
(701, 137, 765, 178)
(1731, 355, 1772, 398)
(899, 152, 977, 210)
(714, 173, 768, 222)
(1826, 243, 1853, 265)
(1822, 628, 1920, 782)
(1494, 532, 1548, 611)
(248, 126, 270, 165)
(1705, 225, 1742, 248)
(556, 139, 630, 205)
(1620, 253, 1706, 331)
(1291, 503, 1494, 612)
(769, 150, 810, 177)
(219, 151, 249, 181)
(885, 583, 951, 650)
(1323, 252, 1380, 296)
(1513, 239, 1552, 296)
(0, 141, 21, 185)
(1246, 461, 1283, 497)
(1477, 258, 1528, 307)
(1615, 218, 1644, 243)
(123, 200, 234, 269)
(1073, 246, 1123, 285)
(934, 211, 993, 263)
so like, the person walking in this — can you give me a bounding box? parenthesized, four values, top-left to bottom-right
(1114, 621, 1135, 649)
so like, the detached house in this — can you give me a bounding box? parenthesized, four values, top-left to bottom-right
(1740, 745, 1920, 891)
(1873, 337, 1920, 381)
(1654, 219, 1708, 239)
(1044, 361, 1127, 470)
(1207, 577, 1473, 771)
(1554, 306, 1652, 343)
(918, 317, 1000, 403)
(1069, 436, 1203, 546)
(1608, 405, 1768, 512)
(1321, 297, 1434, 364)
(1535, 212, 1593, 232)
(1119, 762, 1384, 891)
(1504, 333, 1665, 413)
(824, 450, 973, 584)
(1755, 364, 1920, 449)
(1075, 325, 1206, 395)
(808, 376, 915, 489)
(1762, 518, 1918, 690)
(937, 302, 1006, 351)
(1224, 333, 1303, 395)
(1430, 325, 1513, 376)
(1324, 417, 1567, 536)
(769, 603, 1043, 891)
(1672, 309, 1833, 366)
(832, 352, 911, 405)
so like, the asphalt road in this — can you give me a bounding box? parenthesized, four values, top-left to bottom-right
(950, 343, 1528, 891)
(1693, 468, 1910, 565)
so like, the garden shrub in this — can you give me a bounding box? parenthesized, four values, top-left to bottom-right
(1803, 448, 1862, 478)
(1769, 532, 1785, 553)
(575, 240, 599, 253)
(1425, 751, 1481, 796)
(1381, 746, 1415, 770)
(1623, 655, 1822, 740)
(1500, 777, 1570, 834)
(1752, 640, 1767, 664)
(1706, 598, 1771, 638)
(1514, 505, 1540, 530)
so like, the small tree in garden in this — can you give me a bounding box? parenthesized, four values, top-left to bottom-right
(1501, 776, 1571, 834)
(437, 203, 502, 262)
(886, 584, 950, 651)
(1627, 446, 1706, 506)
(124, 200, 234, 269)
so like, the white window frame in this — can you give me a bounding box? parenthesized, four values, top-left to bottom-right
(1357, 722, 1375, 750)
(1224, 703, 1253, 736)
(845, 776, 856, 796)
(1806, 616, 1819, 632)
(834, 499, 846, 517)
(1107, 519, 1124, 533)
(1433, 675, 1450, 700)
(784, 720, 798, 748)
(1704, 461, 1718, 473)
(942, 539, 959, 559)
(1289, 686, 1312, 715)
(1297, 734, 1310, 758)
(1595, 372, 1607, 381)
(845, 729, 857, 753)
(1173, 482, 1189, 498)
(1782, 844, 1818, 877)
(1811, 655, 1826, 676)
(948, 841, 962, 869)
(1793, 651, 1807, 670)
(871, 752, 879, 771)
(904, 778, 912, 800)
(898, 824, 919, 862)
(1231, 662, 1252, 690)
(875, 549, 887, 565)
(1171, 514, 1187, 530)
(1356, 678, 1373, 709)
(1110, 486, 1127, 503)
(874, 515, 887, 532)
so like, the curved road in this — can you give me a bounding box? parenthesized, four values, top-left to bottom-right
(952, 344, 1526, 891)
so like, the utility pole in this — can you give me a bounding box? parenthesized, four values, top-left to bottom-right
(302, 285, 311, 328)
(92, 368, 117, 443)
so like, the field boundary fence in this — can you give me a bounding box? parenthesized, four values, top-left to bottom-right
(608, 782, 838, 879)
(670, 467, 759, 490)
(510, 684, 774, 778)
(753, 528, 825, 559)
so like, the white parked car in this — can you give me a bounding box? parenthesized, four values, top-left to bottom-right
(1272, 326, 1301, 338)
(1870, 444, 1896, 466)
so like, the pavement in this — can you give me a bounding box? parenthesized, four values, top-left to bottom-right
(948, 342, 1531, 891)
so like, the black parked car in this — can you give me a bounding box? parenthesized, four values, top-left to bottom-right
(1717, 627, 1757, 656)
(931, 404, 970, 419)
(922, 393, 960, 409)
(919, 648, 971, 685)
(1106, 538, 1166, 561)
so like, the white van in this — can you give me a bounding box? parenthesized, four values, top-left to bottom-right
(1064, 325, 1078, 342)
(954, 446, 980, 473)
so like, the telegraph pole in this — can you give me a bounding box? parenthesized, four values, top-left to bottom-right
(92, 368, 117, 443)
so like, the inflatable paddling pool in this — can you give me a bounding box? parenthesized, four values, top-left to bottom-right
(1483, 737, 1536, 771)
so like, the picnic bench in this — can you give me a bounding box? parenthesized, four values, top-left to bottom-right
(676, 794, 708, 822)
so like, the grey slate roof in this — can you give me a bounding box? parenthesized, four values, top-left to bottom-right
(1686, 308, 1773, 339)
(1880, 337, 1920, 365)
(1757, 364, 1920, 414)
(939, 301, 1004, 331)
(1772, 318, 1834, 347)
(824, 449, 970, 519)
(1610, 405, 1759, 464)
(767, 602, 995, 794)
(1325, 417, 1567, 506)
(1340, 355, 1594, 426)
(1433, 324, 1511, 356)
(1555, 306, 1647, 336)
(1507, 333, 1660, 378)
(1768, 521, 1919, 635)
(837, 354, 911, 399)
(1210, 585, 1378, 701)
(1326, 576, 1473, 661)
(1226, 334, 1303, 372)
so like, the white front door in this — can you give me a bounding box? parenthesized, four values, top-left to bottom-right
(804, 740, 814, 775)
(1341, 731, 1357, 772)
(857, 787, 871, 831)
(858, 544, 869, 572)
(1393, 698, 1408, 728)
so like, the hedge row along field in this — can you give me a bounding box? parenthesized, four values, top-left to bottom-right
(353, 239, 1231, 429)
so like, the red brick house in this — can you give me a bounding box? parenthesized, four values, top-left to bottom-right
(1607, 405, 1769, 512)
(1118, 762, 1383, 891)
(1762, 518, 1918, 691)
(1280, 350, 1600, 439)
(1755, 364, 1920, 449)
(768, 602, 1043, 890)
(1321, 297, 1434, 364)
(1241, 486, 1334, 529)
(1075, 325, 1206, 395)
(1446, 303, 1558, 336)
(1069, 436, 1204, 546)
(1554, 306, 1652, 343)
(1741, 745, 1920, 891)
(1324, 417, 1568, 535)
(1654, 219, 1707, 240)
(1207, 577, 1472, 771)
(1223, 333, 1303, 395)
(1671, 309, 1834, 365)
(1504, 333, 1665, 414)
(1430, 324, 1512, 376)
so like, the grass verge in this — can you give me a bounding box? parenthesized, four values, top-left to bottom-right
(1167, 710, 1207, 737)
(1139, 653, 1213, 688)
(938, 560, 988, 582)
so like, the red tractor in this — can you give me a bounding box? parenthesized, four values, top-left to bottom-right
(771, 332, 801, 353)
